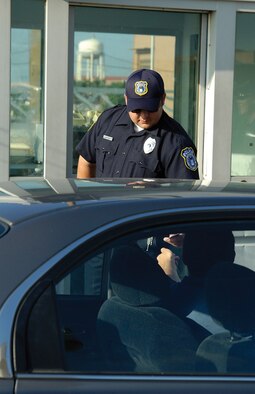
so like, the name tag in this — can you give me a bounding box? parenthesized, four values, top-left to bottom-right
(103, 135, 113, 141)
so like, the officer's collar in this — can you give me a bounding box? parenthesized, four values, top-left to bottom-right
(115, 107, 132, 126)
(115, 108, 162, 136)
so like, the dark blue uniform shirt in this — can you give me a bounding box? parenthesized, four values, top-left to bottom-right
(76, 105, 199, 179)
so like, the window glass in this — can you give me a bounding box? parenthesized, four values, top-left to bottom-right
(14, 179, 50, 190)
(10, 0, 44, 177)
(56, 253, 104, 296)
(231, 12, 255, 177)
(22, 221, 255, 375)
(72, 6, 201, 173)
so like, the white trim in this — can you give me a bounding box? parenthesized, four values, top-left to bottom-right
(197, 13, 208, 180)
(44, 0, 69, 178)
(0, 1, 11, 181)
(68, 0, 255, 11)
(66, 7, 75, 177)
(203, 2, 237, 182)
(68, 0, 215, 11)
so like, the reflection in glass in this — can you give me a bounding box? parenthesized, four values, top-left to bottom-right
(10, 0, 44, 177)
(231, 13, 255, 177)
(72, 7, 201, 173)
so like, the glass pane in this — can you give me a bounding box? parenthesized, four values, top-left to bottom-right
(56, 253, 104, 296)
(10, 0, 44, 177)
(72, 6, 201, 174)
(231, 12, 255, 177)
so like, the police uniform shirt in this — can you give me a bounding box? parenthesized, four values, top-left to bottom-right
(76, 105, 199, 179)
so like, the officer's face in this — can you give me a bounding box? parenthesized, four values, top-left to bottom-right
(125, 95, 165, 129)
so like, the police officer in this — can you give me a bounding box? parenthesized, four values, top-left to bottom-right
(76, 68, 199, 179)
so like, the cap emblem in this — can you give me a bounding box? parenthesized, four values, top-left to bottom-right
(135, 81, 148, 96)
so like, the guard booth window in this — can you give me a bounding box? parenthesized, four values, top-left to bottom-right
(72, 6, 201, 174)
(231, 12, 255, 177)
(10, 0, 44, 177)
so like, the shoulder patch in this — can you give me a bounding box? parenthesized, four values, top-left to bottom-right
(181, 147, 198, 171)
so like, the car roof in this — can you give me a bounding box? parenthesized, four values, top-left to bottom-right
(1, 178, 255, 224)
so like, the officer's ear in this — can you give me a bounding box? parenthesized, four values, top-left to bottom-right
(124, 94, 128, 106)
(161, 93, 166, 106)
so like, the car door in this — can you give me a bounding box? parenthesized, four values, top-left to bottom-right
(12, 208, 255, 393)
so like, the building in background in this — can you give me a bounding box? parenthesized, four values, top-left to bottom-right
(132, 35, 175, 116)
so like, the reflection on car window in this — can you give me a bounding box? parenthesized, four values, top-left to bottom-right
(56, 253, 104, 296)
(22, 223, 255, 375)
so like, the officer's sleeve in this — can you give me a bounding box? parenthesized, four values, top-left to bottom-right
(164, 140, 199, 180)
(75, 114, 103, 163)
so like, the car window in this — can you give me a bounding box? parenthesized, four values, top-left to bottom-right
(14, 221, 255, 376)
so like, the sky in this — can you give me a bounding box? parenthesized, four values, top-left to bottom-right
(11, 29, 134, 83)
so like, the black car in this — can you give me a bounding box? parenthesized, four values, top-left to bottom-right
(1, 178, 255, 393)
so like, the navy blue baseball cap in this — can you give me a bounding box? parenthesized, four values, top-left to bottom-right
(125, 69, 165, 112)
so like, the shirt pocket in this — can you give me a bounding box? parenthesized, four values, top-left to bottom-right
(95, 138, 120, 174)
(128, 151, 160, 177)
